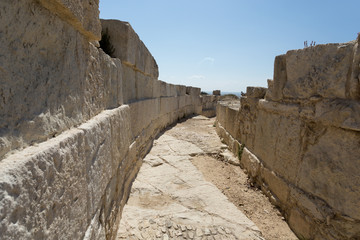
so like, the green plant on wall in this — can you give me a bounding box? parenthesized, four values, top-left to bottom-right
(238, 143, 245, 161)
(99, 28, 115, 57)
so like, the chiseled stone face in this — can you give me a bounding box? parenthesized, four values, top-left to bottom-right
(100, 19, 159, 78)
(284, 42, 355, 100)
(38, 0, 101, 40)
(297, 127, 360, 219)
(0, 0, 131, 161)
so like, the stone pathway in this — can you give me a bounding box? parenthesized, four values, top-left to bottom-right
(116, 116, 264, 240)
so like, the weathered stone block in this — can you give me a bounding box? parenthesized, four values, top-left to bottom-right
(0, 105, 133, 240)
(0, 128, 89, 239)
(254, 109, 302, 183)
(185, 95, 193, 106)
(216, 103, 228, 127)
(297, 127, 360, 220)
(201, 109, 216, 118)
(222, 107, 240, 139)
(261, 167, 289, 205)
(100, 20, 137, 65)
(0, 1, 124, 160)
(315, 99, 360, 131)
(289, 209, 312, 239)
(98, 49, 123, 108)
(39, 0, 101, 40)
(122, 63, 136, 103)
(178, 96, 187, 109)
(266, 55, 287, 101)
(160, 97, 178, 115)
(241, 148, 261, 180)
(159, 80, 170, 97)
(129, 99, 160, 139)
(246, 87, 267, 98)
(288, 186, 324, 221)
(186, 86, 201, 96)
(168, 84, 177, 97)
(152, 80, 161, 98)
(191, 95, 202, 108)
(284, 42, 355, 99)
(135, 73, 154, 100)
(176, 85, 187, 96)
(213, 90, 221, 96)
(100, 19, 158, 78)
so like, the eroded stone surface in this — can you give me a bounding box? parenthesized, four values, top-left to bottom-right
(117, 116, 263, 239)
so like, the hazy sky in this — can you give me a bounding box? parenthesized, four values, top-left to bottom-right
(100, 0, 360, 92)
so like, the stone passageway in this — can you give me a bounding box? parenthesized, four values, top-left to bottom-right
(116, 116, 295, 240)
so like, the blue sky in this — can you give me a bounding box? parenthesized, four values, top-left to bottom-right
(100, 0, 360, 93)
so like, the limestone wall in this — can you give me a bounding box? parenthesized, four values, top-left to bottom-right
(0, 1, 201, 239)
(216, 39, 360, 239)
(200, 95, 220, 117)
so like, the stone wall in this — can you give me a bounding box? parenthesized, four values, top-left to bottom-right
(200, 95, 220, 117)
(0, 1, 202, 239)
(216, 39, 360, 239)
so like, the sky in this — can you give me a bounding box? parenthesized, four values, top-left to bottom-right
(99, 0, 360, 93)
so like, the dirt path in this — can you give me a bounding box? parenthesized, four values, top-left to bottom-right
(117, 116, 297, 240)
(192, 155, 298, 240)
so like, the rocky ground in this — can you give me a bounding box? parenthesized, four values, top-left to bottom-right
(116, 116, 298, 240)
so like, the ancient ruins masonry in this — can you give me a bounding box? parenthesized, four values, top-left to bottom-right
(0, 1, 211, 239)
(216, 38, 360, 239)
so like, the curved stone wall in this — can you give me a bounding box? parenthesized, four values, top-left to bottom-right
(0, 1, 202, 239)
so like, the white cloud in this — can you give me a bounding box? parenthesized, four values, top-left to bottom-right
(188, 75, 206, 80)
(199, 57, 215, 65)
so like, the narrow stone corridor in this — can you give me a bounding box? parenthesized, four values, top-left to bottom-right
(115, 116, 295, 240)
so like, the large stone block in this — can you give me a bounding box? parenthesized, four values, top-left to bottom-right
(191, 95, 202, 109)
(178, 96, 187, 109)
(314, 99, 360, 131)
(0, 119, 134, 240)
(284, 42, 355, 99)
(186, 86, 201, 96)
(160, 97, 178, 115)
(100, 19, 158, 78)
(288, 186, 325, 221)
(38, 0, 101, 40)
(265, 55, 287, 101)
(216, 103, 228, 127)
(224, 107, 240, 139)
(129, 99, 160, 139)
(246, 87, 267, 99)
(100, 20, 136, 65)
(213, 90, 221, 96)
(122, 63, 136, 103)
(159, 80, 170, 97)
(241, 148, 261, 180)
(176, 85, 187, 96)
(86, 45, 124, 112)
(254, 109, 302, 183)
(135, 73, 154, 100)
(288, 209, 312, 239)
(99, 53, 123, 108)
(261, 167, 290, 205)
(297, 127, 360, 220)
(0, 1, 123, 160)
(0, 128, 89, 239)
(152, 80, 161, 98)
(168, 84, 177, 97)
